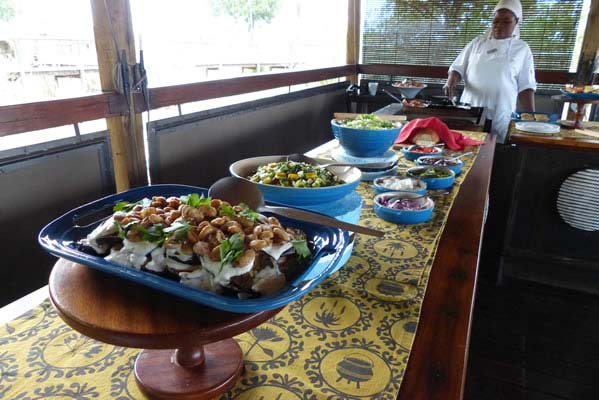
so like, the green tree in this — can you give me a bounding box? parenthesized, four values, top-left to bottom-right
(210, 0, 279, 30)
(0, 0, 15, 22)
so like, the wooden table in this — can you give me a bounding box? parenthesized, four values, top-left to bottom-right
(49, 259, 282, 399)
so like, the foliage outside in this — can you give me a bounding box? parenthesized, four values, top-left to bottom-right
(362, 0, 585, 72)
(210, 0, 280, 30)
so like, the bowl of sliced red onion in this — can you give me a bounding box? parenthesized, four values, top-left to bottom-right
(374, 191, 434, 224)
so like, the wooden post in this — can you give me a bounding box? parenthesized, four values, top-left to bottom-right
(90, 0, 147, 191)
(346, 0, 360, 84)
(576, 0, 599, 84)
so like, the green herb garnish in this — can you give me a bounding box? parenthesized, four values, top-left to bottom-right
(134, 224, 166, 245)
(114, 220, 125, 239)
(113, 198, 151, 212)
(292, 239, 311, 260)
(238, 203, 260, 221)
(163, 220, 193, 239)
(219, 204, 236, 217)
(219, 233, 245, 268)
(180, 193, 211, 208)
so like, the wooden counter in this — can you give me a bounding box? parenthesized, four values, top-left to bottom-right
(509, 121, 599, 150)
(499, 122, 599, 292)
(399, 134, 496, 399)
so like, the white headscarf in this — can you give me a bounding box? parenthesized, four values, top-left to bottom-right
(489, 0, 523, 39)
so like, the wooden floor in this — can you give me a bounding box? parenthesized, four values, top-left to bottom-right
(464, 266, 599, 400)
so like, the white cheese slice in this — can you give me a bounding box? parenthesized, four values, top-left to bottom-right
(180, 269, 224, 293)
(165, 258, 196, 272)
(104, 239, 157, 270)
(166, 243, 193, 262)
(199, 255, 254, 286)
(261, 242, 293, 261)
(145, 247, 167, 272)
(86, 217, 118, 254)
(105, 247, 134, 268)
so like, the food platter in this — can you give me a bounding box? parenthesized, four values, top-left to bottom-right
(511, 111, 559, 124)
(38, 184, 351, 313)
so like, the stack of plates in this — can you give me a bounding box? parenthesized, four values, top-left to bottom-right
(331, 147, 399, 181)
(556, 169, 599, 231)
(515, 121, 560, 135)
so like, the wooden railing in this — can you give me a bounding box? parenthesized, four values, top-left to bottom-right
(0, 65, 356, 137)
(0, 63, 580, 138)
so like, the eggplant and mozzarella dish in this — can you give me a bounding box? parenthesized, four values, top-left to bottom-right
(79, 194, 312, 298)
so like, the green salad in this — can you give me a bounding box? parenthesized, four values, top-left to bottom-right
(338, 114, 395, 130)
(414, 167, 453, 178)
(248, 161, 344, 188)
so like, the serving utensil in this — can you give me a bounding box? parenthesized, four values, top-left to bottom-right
(208, 177, 385, 237)
(382, 89, 403, 103)
(387, 191, 450, 209)
(286, 153, 396, 170)
(448, 151, 473, 161)
(429, 152, 473, 166)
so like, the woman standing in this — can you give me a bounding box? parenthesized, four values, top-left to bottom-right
(443, 0, 536, 143)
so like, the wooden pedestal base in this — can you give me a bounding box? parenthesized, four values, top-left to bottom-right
(134, 339, 243, 400)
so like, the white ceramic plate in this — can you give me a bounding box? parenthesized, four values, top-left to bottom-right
(556, 169, 599, 231)
(515, 121, 560, 134)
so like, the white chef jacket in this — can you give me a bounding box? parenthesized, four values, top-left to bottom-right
(449, 35, 537, 143)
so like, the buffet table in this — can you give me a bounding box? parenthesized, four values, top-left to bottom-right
(0, 133, 494, 400)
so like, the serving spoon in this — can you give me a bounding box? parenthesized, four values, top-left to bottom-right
(448, 151, 473, 161)
(386, 191, 450, 209)
(209, 177, 385, 237)
(286, 153, 396, 170)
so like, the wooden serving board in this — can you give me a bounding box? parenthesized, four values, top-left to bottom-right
(333, 112, 407, 122)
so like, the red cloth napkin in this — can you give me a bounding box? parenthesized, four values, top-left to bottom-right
(395, 117, 485, 150)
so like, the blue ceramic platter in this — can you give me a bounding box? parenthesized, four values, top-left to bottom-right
(38, 184, 351, 313)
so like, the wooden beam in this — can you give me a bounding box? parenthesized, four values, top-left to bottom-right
(346, 0, 360, 84)
(357, 64, 577, 84)
(90, 0, 146, 191)
(576, 0, 599, 84)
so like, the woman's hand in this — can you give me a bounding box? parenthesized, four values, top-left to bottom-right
(443, 71, 462, 98)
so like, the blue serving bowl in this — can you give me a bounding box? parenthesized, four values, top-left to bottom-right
(415, 155, 463, 176)
(230, 155, 362, 206)
(374, 191, 434, 224)
(407, 166, 455, 190)
(372, 176, 427, 195)
(331, 119, 402, 158)
(400, 145, 444, 161)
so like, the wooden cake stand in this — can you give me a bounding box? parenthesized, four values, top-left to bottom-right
(48, 258, 282, 399)
(552, 94, 599, 129)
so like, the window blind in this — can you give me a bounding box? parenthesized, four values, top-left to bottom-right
(362, 0, 585, 75)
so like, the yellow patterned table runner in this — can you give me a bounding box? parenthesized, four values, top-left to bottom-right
(0, 134, 486, 400)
